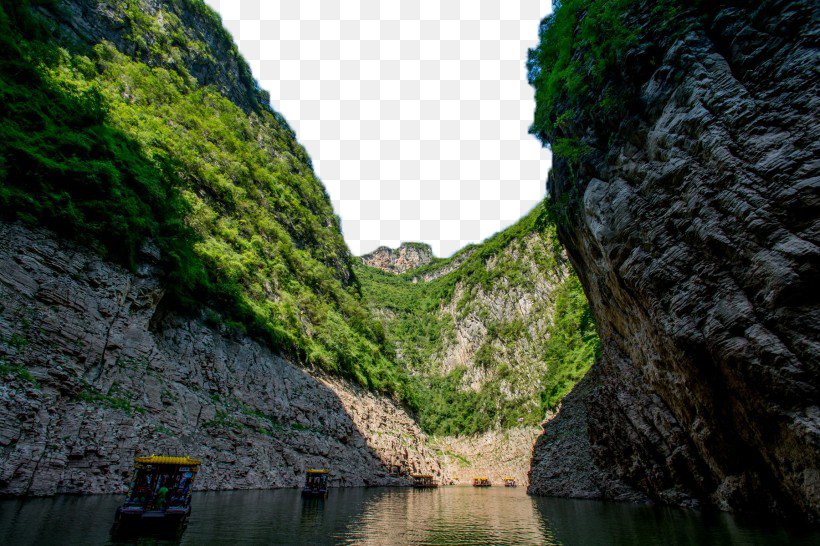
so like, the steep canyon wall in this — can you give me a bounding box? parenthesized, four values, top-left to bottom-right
(529, 0, 819, 523)
(0, 222, 444, 495)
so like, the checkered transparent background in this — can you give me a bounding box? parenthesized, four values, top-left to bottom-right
(204, 0, 551, 257)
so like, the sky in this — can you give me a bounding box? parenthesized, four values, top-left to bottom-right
(204, 0, 552, 257)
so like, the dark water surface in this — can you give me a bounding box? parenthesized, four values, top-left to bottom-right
(0, 487, 816, 545)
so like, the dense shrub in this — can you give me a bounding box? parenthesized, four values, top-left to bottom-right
(539, 275, 599, 411)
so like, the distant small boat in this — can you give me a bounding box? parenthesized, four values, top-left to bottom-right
(111, 455, 201, 537)
(411, 474, 439, 488)
(473, 477, 491, 487)
(302, 468, 330, 499)
(503, 477, 517, 487)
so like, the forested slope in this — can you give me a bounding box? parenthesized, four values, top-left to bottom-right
(357, 204, 599, 436)
(0, 0, 410, 398)
(0, 0, 446, 495)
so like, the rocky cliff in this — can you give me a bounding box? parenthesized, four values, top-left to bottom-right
(361, 243, 435, 275)
(0, 222, 444, 495)
(527, 0, 819, 523)
(0, 0, 443, 496)
(427, 231, 570, 414)
(433, 426, 541, 488)
(1, 0, 410, 394)
(43, 0, 270, 114)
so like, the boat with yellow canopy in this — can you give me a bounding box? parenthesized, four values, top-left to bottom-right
(303, 468, 330, 498)
(411, 474, 439, 488)
(111, 455, 201, 537)
(472, 477, 491, 487)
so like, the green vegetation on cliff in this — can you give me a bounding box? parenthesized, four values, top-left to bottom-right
(358, 204, 600, 436)
(0, 0, 409, 399)
(528, 0, 685, 148)
(528, 0, 685, 202)
(0, 0, 601, 434)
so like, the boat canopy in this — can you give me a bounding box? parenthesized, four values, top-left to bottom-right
(121, 455, 200, 516)
(411, 473, 438, 487)
(135, 455, 201, 466)
(303, 468, 330, 498)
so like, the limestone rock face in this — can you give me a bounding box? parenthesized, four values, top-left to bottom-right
(528, 369, 647, 502)
(360, 221, 577, 430)
(435, 426, 542, 488)
(0, 222, 444, 496)
(361, 243, 435, 274)
(530, 0, 819, 522)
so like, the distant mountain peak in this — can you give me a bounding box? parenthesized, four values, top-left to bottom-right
(361, 242, 434, 274)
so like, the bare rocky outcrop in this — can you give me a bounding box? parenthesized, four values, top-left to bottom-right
(361, 243, 435, 274)
(529, 0, 819, 523)
(0, 222, 444, 496)
(434, 427, 542, 488)
(528, 369, 647, 502)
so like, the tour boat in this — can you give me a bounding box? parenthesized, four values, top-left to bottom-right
(472, 477, 492, 487)
(503, 477, 517, 487)
(302, 468, 330, 498)
(411, 474, 439, 488)
(111, 455, 201, 537)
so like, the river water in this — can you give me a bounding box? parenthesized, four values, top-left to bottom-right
(0, 487, 816, 545)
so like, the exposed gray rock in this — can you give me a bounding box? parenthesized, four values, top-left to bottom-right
(528, 369, 647, 503)
(362, 225, 576, 429)
(530, 0, 819, 523)
(361, 243, 435, 274)
(435, 426, 542, 488)
(0, 222, 444, 496)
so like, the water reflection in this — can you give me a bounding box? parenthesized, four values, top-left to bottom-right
(1, 487, 817, 545)
(533, 496, 819, 546)
(0, 495, 121, 545)
(337, 487, 553, 545)
(184, 489, 372, 544)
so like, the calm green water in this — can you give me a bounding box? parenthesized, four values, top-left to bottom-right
(0, 487, 816, 545)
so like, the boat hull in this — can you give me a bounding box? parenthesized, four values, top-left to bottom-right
(301, 489, 328, 499)
(111, 506, 190, 538)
